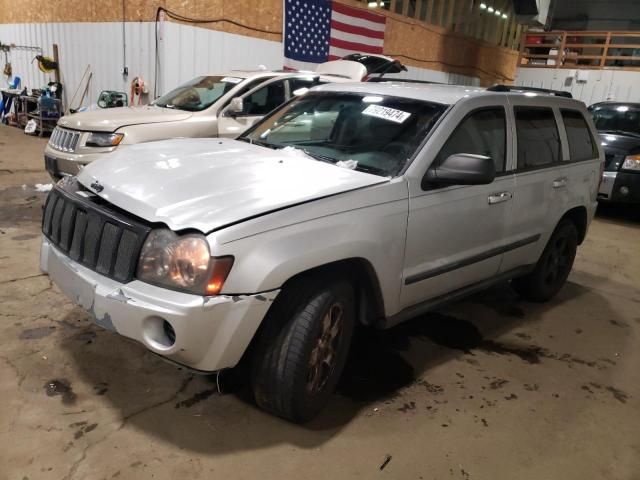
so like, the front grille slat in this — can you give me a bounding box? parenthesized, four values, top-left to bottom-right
(113, 230, 140, 282)
(42, 194, 57, 235)
(96, 223, 121, 275)
(42, 187, 150, 284)
(70, 134, 80, 151)
(69, 210, 87, 261)
(82, 214, 104, 267)
(51, 128, 59, 148)
(50, 199, 66, 243)
(64, 132, 73, 151)
(59, 203, 76, 251)
(61, 131, 68, 150)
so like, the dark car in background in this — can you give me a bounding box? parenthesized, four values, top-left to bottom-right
(589, 102, 640, 204)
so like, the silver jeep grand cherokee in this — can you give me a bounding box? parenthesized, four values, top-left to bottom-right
(40, 82, 602, 422)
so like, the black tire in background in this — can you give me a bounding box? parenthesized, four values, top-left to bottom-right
(512, 219, 578, 302)
(250, 276, 355, 423)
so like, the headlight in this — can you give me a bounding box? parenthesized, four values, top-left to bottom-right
(622, 154, 640, 171)
(136, 230, 234, 296)
(85, 132, 124, 147)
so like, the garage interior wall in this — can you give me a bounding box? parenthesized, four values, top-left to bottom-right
(0, 0, 520, 109)
(0, 20, 286, 110)
(515, 67, 640, 104)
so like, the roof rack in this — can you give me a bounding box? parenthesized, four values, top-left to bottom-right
(487, 84, 573, 98)
(366, 77, 444, 85)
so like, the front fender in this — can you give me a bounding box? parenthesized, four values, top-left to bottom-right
(212, 181, 409, 317)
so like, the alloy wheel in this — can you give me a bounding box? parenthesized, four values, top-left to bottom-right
(543, 233, 572, 287)
(306, 303, 344, 396)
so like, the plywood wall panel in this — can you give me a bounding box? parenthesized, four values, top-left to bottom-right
(219, 0, 282, 39)
(0, 0, 283, 39)
(0, 0, 517, 84)
(374, 8, 515, 83)
(374, 3, 518, 84)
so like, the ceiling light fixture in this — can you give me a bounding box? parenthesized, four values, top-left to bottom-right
(480, 3, 487, 9)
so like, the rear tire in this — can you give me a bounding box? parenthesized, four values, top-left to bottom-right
(250, 276, 355, 423)
(512, 219, 578, 302)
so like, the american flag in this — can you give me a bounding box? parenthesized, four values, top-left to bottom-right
(283, 0, 386, 70)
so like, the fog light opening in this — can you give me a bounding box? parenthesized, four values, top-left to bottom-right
(163, 320, 176, 346)
(142, 316, 176, 349)
(619, 186, 630, 196)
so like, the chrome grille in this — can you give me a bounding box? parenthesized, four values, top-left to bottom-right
(49, 127, 81, 153)
(42, 186, 151, 283)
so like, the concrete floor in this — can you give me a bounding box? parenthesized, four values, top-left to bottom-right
(0, 124, 639, 480)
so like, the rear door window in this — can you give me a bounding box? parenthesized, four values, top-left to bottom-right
(435, 107, 507, 174)
(561, 109, 598, 161)
(244, 80, 287, 116)
(233, 78, 269, 98)
(515, 107, 562, 169)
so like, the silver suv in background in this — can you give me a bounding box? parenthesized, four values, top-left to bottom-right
(40, 82, 602, 422)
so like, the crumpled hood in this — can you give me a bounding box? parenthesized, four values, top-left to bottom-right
(57, 106, 192, 132)
(78, 138, 387, 233)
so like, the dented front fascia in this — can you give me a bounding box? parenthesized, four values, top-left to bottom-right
(40, 237, 279, 371)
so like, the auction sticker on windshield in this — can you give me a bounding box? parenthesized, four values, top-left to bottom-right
(222, 77, 243, 84)
(362, 105, 411, 124)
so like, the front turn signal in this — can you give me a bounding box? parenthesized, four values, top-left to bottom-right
(206, 256, 235, 296)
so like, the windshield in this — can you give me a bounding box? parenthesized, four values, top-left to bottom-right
(590, 104, 640, 136)
(241, 92, 447, 177)
(153, 75, 244, 112)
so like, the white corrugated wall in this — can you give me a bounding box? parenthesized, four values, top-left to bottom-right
(0, 21, 283, 110)
(515, 67, 640, 105)
(0, 22, 157, 110)
(1, 20, 480, 111)
(159, 22, 283, 95)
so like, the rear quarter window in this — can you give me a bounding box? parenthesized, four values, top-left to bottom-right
(515, 107, 562, 169)
(561, 109, 598, 161)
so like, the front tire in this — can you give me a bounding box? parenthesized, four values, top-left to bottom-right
(512, 219, 578, 302)
(250, 277, 355, 422)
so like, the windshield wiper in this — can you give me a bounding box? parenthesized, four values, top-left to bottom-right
(295, 148, 389, 176)
(296, 148, 337, 165)
(236, 136, 280, 150)
(286, 147, 389, 176)
(353, 164, 389, 177)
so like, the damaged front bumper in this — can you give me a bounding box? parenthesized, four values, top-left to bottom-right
(40, 237, 279, 372)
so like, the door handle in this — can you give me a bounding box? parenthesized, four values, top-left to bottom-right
(488, 191, 513, 204)
(552, 177, 568, 188)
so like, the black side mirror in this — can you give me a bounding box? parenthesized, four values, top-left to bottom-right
(423, 153, 496, 188)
